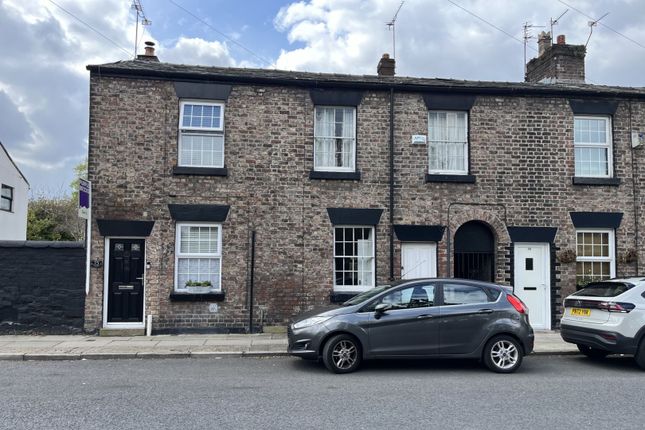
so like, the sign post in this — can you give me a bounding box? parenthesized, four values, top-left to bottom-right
(78, 179, 91, 294)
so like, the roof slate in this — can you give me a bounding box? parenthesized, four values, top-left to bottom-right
(87, 59, 645, 98)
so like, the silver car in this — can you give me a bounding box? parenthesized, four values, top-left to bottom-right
(288, 278, 534, 373)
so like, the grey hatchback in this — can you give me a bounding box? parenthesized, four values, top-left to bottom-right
(288, 278, 534, 373)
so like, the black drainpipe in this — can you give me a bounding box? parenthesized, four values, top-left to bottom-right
(629, 102, 640, 275)
(248, 230, 256, 333)
(389, 87, 395, 280)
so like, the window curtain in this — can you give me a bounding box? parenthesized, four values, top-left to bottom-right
(315, 108, 336, 168)
(429, 112, 466, 172)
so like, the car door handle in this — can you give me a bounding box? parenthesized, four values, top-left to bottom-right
(417, 314, 433, 319)
(477, 309, 494, 314)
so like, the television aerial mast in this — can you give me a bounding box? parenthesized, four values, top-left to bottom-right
(550, 9, 568, 41)
(132, 0, 152, 58)
(586, 12, 609, 47)
(386, 1, 404, 59)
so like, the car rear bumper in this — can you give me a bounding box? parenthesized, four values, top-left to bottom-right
(561, 324, 638, 354)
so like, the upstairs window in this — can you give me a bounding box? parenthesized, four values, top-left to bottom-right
(314, 106, 356, 172)
(175, 223, 222, 291)
(574, 116, 612, 178)
(428, 111, 468, 174)
(1, 185, 13, 212)
(178, 101, 225, 168)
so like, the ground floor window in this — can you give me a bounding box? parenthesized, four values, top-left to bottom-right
(175, 223, 222, 291)
(576, 229, 615, 288)
(334, 226, 374, 291)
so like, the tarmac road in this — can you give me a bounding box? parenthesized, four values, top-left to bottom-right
(1, 355, 643, 430)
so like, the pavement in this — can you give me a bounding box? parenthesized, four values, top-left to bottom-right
(0, 330, 577, 361)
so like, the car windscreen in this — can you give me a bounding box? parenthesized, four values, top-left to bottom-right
(343, 285, 391, 306)
(572, 282, 634, 297)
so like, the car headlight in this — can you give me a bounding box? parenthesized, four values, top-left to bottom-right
(293, 316, 332, 329)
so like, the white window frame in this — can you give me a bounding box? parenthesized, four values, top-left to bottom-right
(333, 225, 375, 292)
(178, 100, 225, 168)
(427, 110, 469, 175)
(574, 115, 613, 178)
(575, 228, 615, 286)
(313, 106, 356, 172)
(174, 222, 223, 292)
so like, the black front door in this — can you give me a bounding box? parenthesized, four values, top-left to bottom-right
(107, 239, 145, 323)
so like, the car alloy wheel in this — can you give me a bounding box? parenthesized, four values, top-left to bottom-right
(322, 334, 362, 374)
(483, 335, 523, 373)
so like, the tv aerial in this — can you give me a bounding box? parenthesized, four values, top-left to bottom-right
(132, 0, 152, 58)
(586, 12, 609, 47)
(386, 1, 404, 59)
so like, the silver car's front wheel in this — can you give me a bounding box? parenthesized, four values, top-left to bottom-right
(322, 334, 362, 374)
(483, 335, 523, 373)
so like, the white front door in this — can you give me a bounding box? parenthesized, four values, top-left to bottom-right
(513, 243, 550, 330)
(401, 243, 437, 279)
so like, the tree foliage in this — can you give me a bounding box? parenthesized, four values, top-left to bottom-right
(26, 159, 87, 241)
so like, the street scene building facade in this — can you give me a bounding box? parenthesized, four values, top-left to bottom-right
(0, 141, 29, 241)
(84, 36, 645, 334)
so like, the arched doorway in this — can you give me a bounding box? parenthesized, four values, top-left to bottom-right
(454, 221, 495, 282)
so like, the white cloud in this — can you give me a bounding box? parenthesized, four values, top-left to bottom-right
(160, 37, 236, 67)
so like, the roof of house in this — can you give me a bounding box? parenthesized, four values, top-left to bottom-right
(87, 59, 645, 99)
(0, 141, 29, 186)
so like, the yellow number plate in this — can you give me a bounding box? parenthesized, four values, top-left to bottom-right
(570, 308, 591, 317)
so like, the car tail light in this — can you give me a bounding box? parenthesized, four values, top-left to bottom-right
(507, 294, 527, 314)
(597, 302, 635, 313)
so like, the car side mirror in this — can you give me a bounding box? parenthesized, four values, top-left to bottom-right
(374, 303, 391, 319)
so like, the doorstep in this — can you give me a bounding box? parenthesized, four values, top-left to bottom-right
(99, 328, 146, 337)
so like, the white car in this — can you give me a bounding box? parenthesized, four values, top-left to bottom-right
(561, 278, 645, 369)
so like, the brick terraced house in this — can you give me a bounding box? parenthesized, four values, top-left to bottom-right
(85, 36, 645, 334)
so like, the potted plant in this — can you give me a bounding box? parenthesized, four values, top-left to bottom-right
(185, 280, 213, 293)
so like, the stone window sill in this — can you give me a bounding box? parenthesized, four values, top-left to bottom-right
(169, 292, 226, 302)
(425, 174, 476, 184)
(572, 177, 621, 186)
(172, 166, 228, 177)
(309, 170, 361, 181)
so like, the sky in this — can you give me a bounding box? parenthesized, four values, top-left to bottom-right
(1, 0, 645, 195)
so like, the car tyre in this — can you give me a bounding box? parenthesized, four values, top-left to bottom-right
(577, 344, 610, 359)
(483, 335, 523, 373)
(322, 334, 362, 374)
(635, 339, 645, 370)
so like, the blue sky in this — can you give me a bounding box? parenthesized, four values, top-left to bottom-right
(1, 0, 645, 195)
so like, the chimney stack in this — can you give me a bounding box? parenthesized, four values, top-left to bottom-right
(137, 41, 159, 62)
(525, 33, 586, 84)
(377, 53, 395, 77)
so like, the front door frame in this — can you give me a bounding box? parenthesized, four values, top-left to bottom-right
(102, 236, 146, 329)
(513, 242, 551, 330)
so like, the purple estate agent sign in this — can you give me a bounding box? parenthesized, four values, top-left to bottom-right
(78, 179, 90, 219)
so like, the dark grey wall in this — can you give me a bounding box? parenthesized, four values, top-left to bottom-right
(0, 241, 85, 334)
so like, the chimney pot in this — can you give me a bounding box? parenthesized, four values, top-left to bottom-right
(137, 41, 159, 62)
(144, 41, 155, 56)
(537, 31, 552, 57)
(557, 34, 566, 45)
(377, 53, 395, 77)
